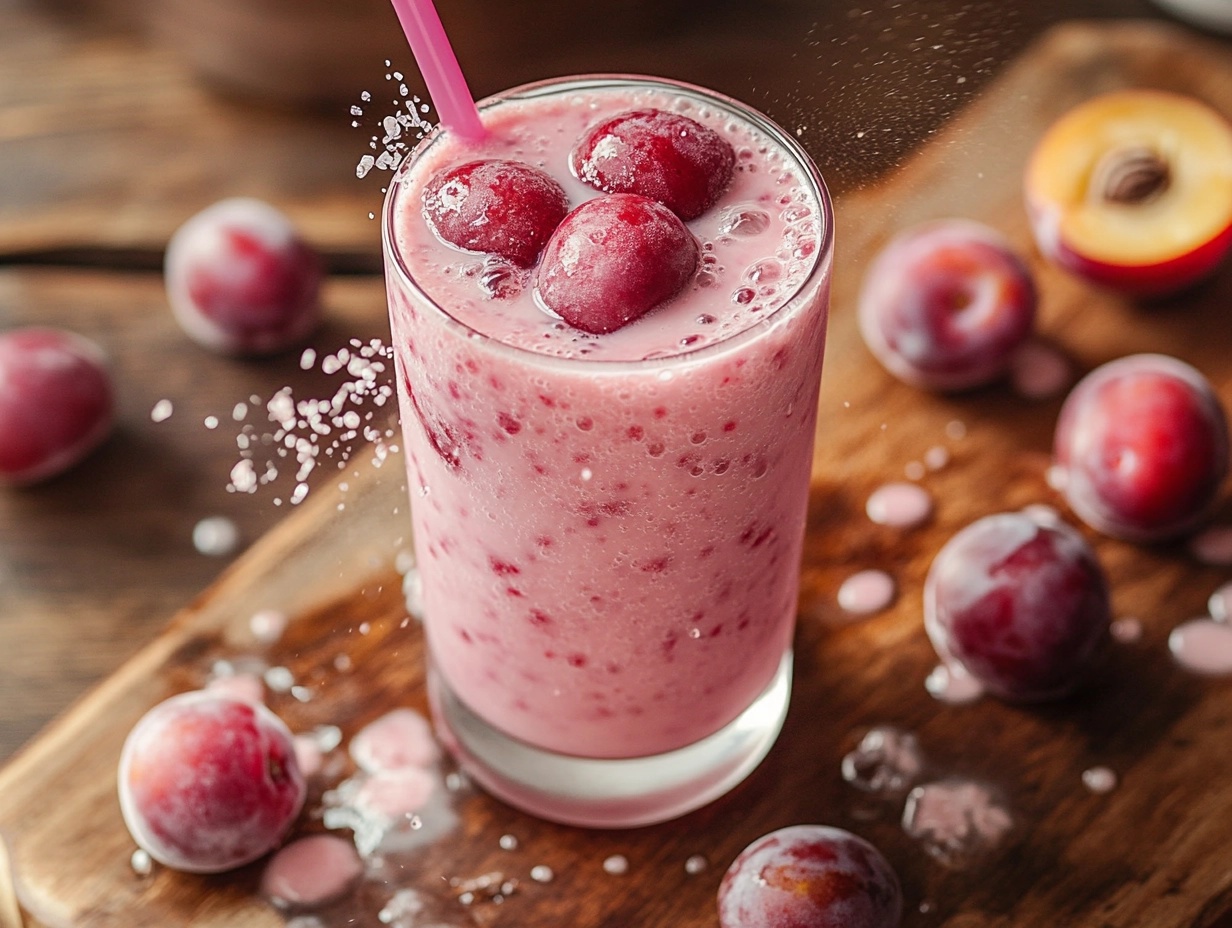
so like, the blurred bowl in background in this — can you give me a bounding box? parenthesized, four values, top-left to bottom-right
(143, 0, 698, 111)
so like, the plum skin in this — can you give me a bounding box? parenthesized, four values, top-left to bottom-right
(117, 690, 306, 874)
(1053, 353, 1230, 542)
(857, 219, 1037, 392)
(924, 511, 1112, 702)
(718, 825, 902, 928)
(164, 197, 323, 356)
(0, 327, 114, 485)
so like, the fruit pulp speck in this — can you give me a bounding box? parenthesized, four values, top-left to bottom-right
(382, 76, 831, 762)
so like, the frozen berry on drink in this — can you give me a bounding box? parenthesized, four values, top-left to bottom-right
(535, 193, 700, 334)
(857, 219, 1037, 391)
(924, 511, 1111, 702)
(718, 825, 902, 928)
(421, 159, 569, 268)
(1053, 354, 1229, 541)
(0, 327, 114, 485)
(165, 197, 323, 356)
(118, 690, 306, 873)
(571, 108, 736, 220)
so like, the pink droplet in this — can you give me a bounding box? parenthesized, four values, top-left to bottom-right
(837, 569, 896, 615)
(924, 663, 984, 705)
(1190, 525, 1232, 567)
(1169, 618, 1232, 675)
(1010, 339, 1071, 399)
(1110, 617, 1143, 644)
(350, 708, 440, 772)
(353, 768, 436, 819)
(1209, 582, 1232, 622)
(1081, 766, 1117, 794)
(250, 609, 289, 645)
(866, 482, 934, 529)
(261, 834, 363, 908)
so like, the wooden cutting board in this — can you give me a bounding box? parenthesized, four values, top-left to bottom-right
(4, 19, 1232, 928)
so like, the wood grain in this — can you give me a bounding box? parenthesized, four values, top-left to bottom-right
(4, 17, 1232, 928)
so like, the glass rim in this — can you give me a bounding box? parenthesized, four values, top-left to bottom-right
(382, 73, 834, 372)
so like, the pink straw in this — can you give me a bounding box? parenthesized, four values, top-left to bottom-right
(389, 0, 487, 142)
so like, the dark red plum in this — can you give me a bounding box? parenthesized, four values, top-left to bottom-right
(421, 159, 569, 268)
(535, 193, 700, 334)
(924, 511, 1111, 702)
(1053, 354, 1229, 542)
(571, 108, 736, 220)
(718, 825, 902, 928)
(165, 197, 323, 356)
(118, 691, 306, 873)
(857, 219, 1036, 391)
(0, 327, 114, 485)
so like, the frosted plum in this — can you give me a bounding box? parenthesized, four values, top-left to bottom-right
(1053, 354, 1229, 542)
(924, 511, 1111, 702)
(857, 219, 1036, 391)
(570, 108, 736, 220)
(0, 327, 114, 485)
(535, 193, 700, 334)
(718, 825, 902, 928)
(118, 690, 306, 873)
(421, 159, 569, 268)
(165, 197, 323, 355)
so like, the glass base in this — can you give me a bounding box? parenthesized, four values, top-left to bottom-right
(427, 650, 792, 828)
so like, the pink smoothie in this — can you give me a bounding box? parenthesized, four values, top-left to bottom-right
(384, 76, 830, 759)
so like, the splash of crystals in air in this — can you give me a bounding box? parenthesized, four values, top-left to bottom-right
(225, 339, 398, 506)
(353, 61, 437, 186)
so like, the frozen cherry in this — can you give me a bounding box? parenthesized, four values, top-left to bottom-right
(718, 825, 902, 928)
(421, 159, 569, 268)
(0, 327, 114, 485)
(165, 197, 323, 356)
(924, 511, 1111, 702)
(1053, 354, 1229, 542)
(535, 193, 699, 334)
(118, 690, 306, 873)
(571, 108, 736, 220)
(857, 219, 1037, 391)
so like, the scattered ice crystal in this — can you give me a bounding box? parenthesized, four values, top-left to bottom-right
(264, 666, 295, 692)
(841, 726, 924, 797)
(192, 516, 240, 556)
(150, 399, 174, 422)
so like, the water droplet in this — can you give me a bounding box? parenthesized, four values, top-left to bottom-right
(602, 854, 629, 875)
(530, 864, 554, 883)
(924, 663, 984, 705)
(499, 834, 519, 851)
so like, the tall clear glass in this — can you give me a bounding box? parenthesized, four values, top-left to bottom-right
(382, 75, 833, 827)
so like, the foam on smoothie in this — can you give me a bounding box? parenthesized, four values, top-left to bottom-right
(393, 84, 822, 362)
